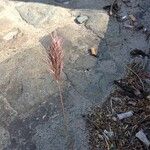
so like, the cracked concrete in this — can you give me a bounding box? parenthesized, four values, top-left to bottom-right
(0, 0, 150, 149)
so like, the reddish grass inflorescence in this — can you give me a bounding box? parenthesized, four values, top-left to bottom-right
(46, 31, 68, 131)
(48, 31, 64, 82)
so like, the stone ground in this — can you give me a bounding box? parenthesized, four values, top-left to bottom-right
(0, 0, 149, 150)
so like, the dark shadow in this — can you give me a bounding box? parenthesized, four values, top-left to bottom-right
(11, 0, 109, 9)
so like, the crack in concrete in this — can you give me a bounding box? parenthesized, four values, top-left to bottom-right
(84, 23, 103, 39)
(63, 71, 89, 100)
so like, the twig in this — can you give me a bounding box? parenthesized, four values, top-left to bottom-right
(125, 65, 145, 90)
(102, 134, 110, 150)
(110, 98, 115, 114)
(110, 0, 117, 15)
(85, 116, 100, 130)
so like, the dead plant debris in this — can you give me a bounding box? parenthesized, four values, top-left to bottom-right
(86, 50, 150, 150)
(87, 1, 150, 149)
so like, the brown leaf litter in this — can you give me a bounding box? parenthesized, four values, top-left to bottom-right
(85, 49, 150, 150)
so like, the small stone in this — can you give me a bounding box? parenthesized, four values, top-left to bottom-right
(136, 129, 150, 147)
(129, 14, 137, 22)
(75, 15, 89, 24)
(117, 111, 134, 120)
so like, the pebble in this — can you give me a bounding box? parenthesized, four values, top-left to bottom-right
(135, 129, 150, 147)
(117, 111, 134, 120)
(75, 15, 89, 24)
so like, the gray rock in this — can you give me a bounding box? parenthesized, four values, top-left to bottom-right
(75, 15, 89, 24)
(0, 46, 58, 114)
(16, 4, 54, 26)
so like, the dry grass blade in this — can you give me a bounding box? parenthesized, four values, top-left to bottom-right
(46, 31, 68, 132)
